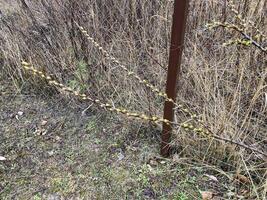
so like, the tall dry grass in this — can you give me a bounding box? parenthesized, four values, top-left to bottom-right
(1, 0, 266, 198)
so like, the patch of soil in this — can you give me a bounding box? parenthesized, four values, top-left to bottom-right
(0, 79, 252, 199)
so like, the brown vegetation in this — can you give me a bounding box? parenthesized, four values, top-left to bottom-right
(1, 0, 266, 198)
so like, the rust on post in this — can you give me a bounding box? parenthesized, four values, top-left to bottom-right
(161, 0, 190, 157)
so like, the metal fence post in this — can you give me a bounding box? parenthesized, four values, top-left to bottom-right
(161, 0, 190, 157)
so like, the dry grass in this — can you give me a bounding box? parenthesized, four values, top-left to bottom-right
(1, 0, 266, 199)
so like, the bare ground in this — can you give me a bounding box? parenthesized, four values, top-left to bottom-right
(0, 78, 257, 199)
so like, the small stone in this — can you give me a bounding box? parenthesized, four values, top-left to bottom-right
(117, 152, 124, 161)
(17, 111, 24, 116)
(0, 156, 7, 161)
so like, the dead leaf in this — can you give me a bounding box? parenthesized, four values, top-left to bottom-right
(201, 191, 213, 200)
(234, 174, 250, 184)
(204, 174, 218, 182)
(55, 136, 61, 141)
(34, 128, 48, 136)
(41, 120, 48, 126)
(149, 159, 158, 166)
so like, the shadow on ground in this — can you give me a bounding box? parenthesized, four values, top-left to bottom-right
(0, 80, 232, 200)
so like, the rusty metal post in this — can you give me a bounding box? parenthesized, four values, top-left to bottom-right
(161, 0, 190, 157)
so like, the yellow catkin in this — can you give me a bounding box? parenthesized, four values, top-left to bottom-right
(21, 61, 174, 126)
(21, 62, 214, 140)
(228, 0, 266, 40)
(207, 21, 267, 52)
(75, 22, 202, 121)
(207, 1, 267, 52)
